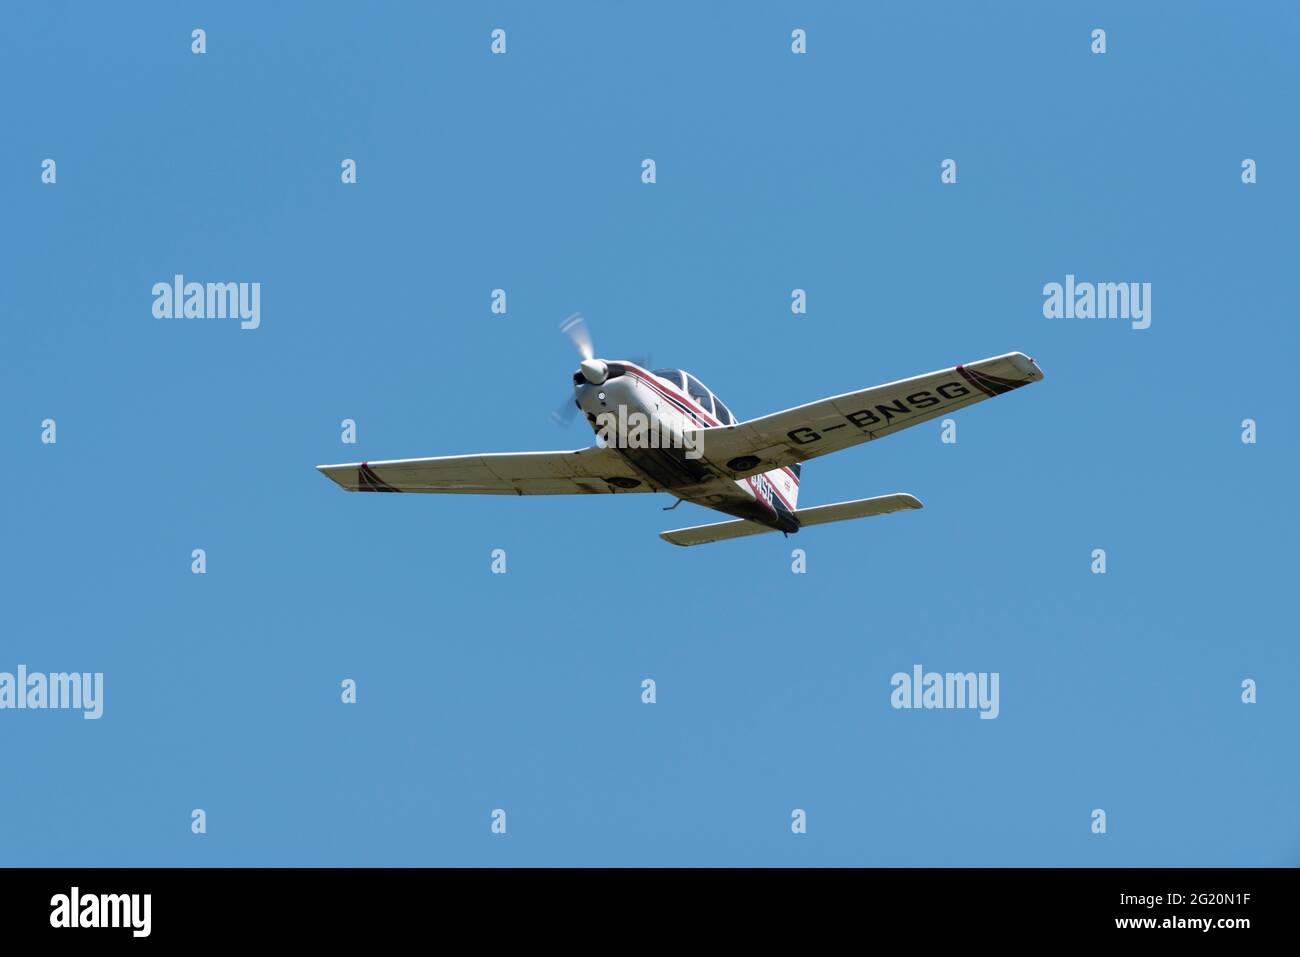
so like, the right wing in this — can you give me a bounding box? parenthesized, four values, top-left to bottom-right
(316, 446, 656, 495)
(696, 352, 1043, 479)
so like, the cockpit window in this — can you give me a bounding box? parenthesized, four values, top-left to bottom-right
(684, 374, 714, 415)
(653, 368, 732, 421)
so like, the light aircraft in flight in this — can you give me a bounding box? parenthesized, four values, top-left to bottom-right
(317, 315, 1044, 546)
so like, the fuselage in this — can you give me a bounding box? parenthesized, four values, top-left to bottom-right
(573, 361, 801, 532)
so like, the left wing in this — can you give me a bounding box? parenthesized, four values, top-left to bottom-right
(317, 447, 655, 495)
(695, 352, 1043, 479)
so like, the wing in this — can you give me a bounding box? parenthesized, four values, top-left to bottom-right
(697, 352, 1044, 479)
(316, 447, 656, 495)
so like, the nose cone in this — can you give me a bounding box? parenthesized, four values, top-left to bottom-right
(580, 358, 609, 385)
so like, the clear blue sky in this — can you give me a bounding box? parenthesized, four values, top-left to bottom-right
(3, 2, 1296, 866)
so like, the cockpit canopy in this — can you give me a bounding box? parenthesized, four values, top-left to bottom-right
(652, 368, 735, 425)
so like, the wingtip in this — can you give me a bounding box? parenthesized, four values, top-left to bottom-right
(1012, 352, 1045, 382)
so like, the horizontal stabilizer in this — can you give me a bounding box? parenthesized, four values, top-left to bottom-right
(659, 517, 777, 547)
(660, 493, 922, 547)
(793, 493, 922, 527)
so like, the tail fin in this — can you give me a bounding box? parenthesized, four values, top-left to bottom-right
(769, 462, 801, 510)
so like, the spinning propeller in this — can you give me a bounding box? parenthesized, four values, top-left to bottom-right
(551, 313, 650, 426)
(561, 313, 609, 386)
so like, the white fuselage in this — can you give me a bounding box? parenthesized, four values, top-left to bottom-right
(574, 362, 801, 531)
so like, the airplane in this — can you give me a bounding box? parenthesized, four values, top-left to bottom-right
(317, 315, 1044, 546)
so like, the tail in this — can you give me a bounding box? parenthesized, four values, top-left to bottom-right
(661, 492, 921, 547)
(769, 462, 801, 511)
